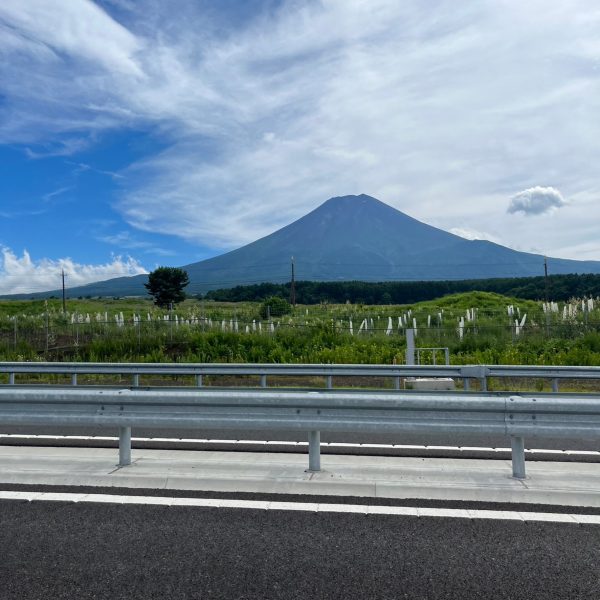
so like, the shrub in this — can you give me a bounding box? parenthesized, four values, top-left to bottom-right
(260, 296, 291, 319)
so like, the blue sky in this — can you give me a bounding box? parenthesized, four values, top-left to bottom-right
(1, 0, 600, 293)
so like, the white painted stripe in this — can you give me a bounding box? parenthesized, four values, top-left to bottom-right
(1, 490, 599, 524)
(1, 433, 598, 456)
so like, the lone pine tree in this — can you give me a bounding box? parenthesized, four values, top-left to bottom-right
(145, 267, 190, 307)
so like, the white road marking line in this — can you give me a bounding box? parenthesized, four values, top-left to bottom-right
(1, 433, 598, 456)
(1, 490, 599, 524)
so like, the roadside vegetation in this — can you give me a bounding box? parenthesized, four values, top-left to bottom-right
(0, 291, 599, 367)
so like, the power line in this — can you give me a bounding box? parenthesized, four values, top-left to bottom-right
(0, 259, 578, 279)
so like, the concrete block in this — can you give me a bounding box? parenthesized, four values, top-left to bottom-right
(406, 377, 455, 391)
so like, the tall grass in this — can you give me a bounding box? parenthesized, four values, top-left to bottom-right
(0, 292, 599, 365)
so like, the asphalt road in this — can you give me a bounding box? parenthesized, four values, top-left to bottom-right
(1, 497, 600, 600)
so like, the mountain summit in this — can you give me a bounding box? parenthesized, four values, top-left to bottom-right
(13, 194, 600, 297)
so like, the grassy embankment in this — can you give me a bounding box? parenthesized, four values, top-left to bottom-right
(0, 292, 599, 370)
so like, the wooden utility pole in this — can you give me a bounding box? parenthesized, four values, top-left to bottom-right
(61, 269, 66, 315)
(544, 257, 550, 336)
(290, 256, 296, 307)
(544, 257, 549, 302)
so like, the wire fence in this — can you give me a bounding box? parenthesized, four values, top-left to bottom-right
(1, 312, 599, 361)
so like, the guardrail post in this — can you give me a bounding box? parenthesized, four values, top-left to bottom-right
(260, 375, 267, 388)
(552, 378, 559, 393)
(480, 376, 487, 392)
(326, 375, 333, 389)
(132, 374, 139, 387)
(196, 374, 203, 387)
(119, 426, 131, 466)
(511, 436, 526, 479)
(8, 373, 15, 385)
(394, 376, 400, 390)
(406, 329, 415, 365)
(71, 374, 77, 386)
(307, 431, 321, 472)
(463, 378, 470, 391)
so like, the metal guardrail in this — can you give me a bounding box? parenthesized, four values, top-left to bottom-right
(1, 385, 600, 479)
(1, 362, 600, 392)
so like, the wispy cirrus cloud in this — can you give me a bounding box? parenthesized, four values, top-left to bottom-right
(0, 209, 47, 219)
(0, 0, 142, 75)
(98, 230, 176, 256)
(41, 186, 72, 203)
(66, 161, 125, 180)
(23, 138, 97, 159)
(1, 0, 600, 260)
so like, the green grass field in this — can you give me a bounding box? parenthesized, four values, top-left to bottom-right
(0, 291, 598, 366)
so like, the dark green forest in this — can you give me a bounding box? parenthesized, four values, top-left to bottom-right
(204, 273, 600, 304)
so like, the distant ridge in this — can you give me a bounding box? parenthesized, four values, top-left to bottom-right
(5, 194, 600, 298)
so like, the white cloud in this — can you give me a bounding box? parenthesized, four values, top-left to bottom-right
(0, 1, 142, 75)
(449, 228, 501, 244)
(508, 186, 566, 216)
(66, 161, 125, 180)
(0, 248, 147, 295)
(98, 230, 176, 256)
(41, 186, 72, 203)
(1, 1, 600, 258)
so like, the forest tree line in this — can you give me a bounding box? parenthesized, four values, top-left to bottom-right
(203, 273, 600, 304)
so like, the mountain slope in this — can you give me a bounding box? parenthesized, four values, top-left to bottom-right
(7, 194, 600, 298)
